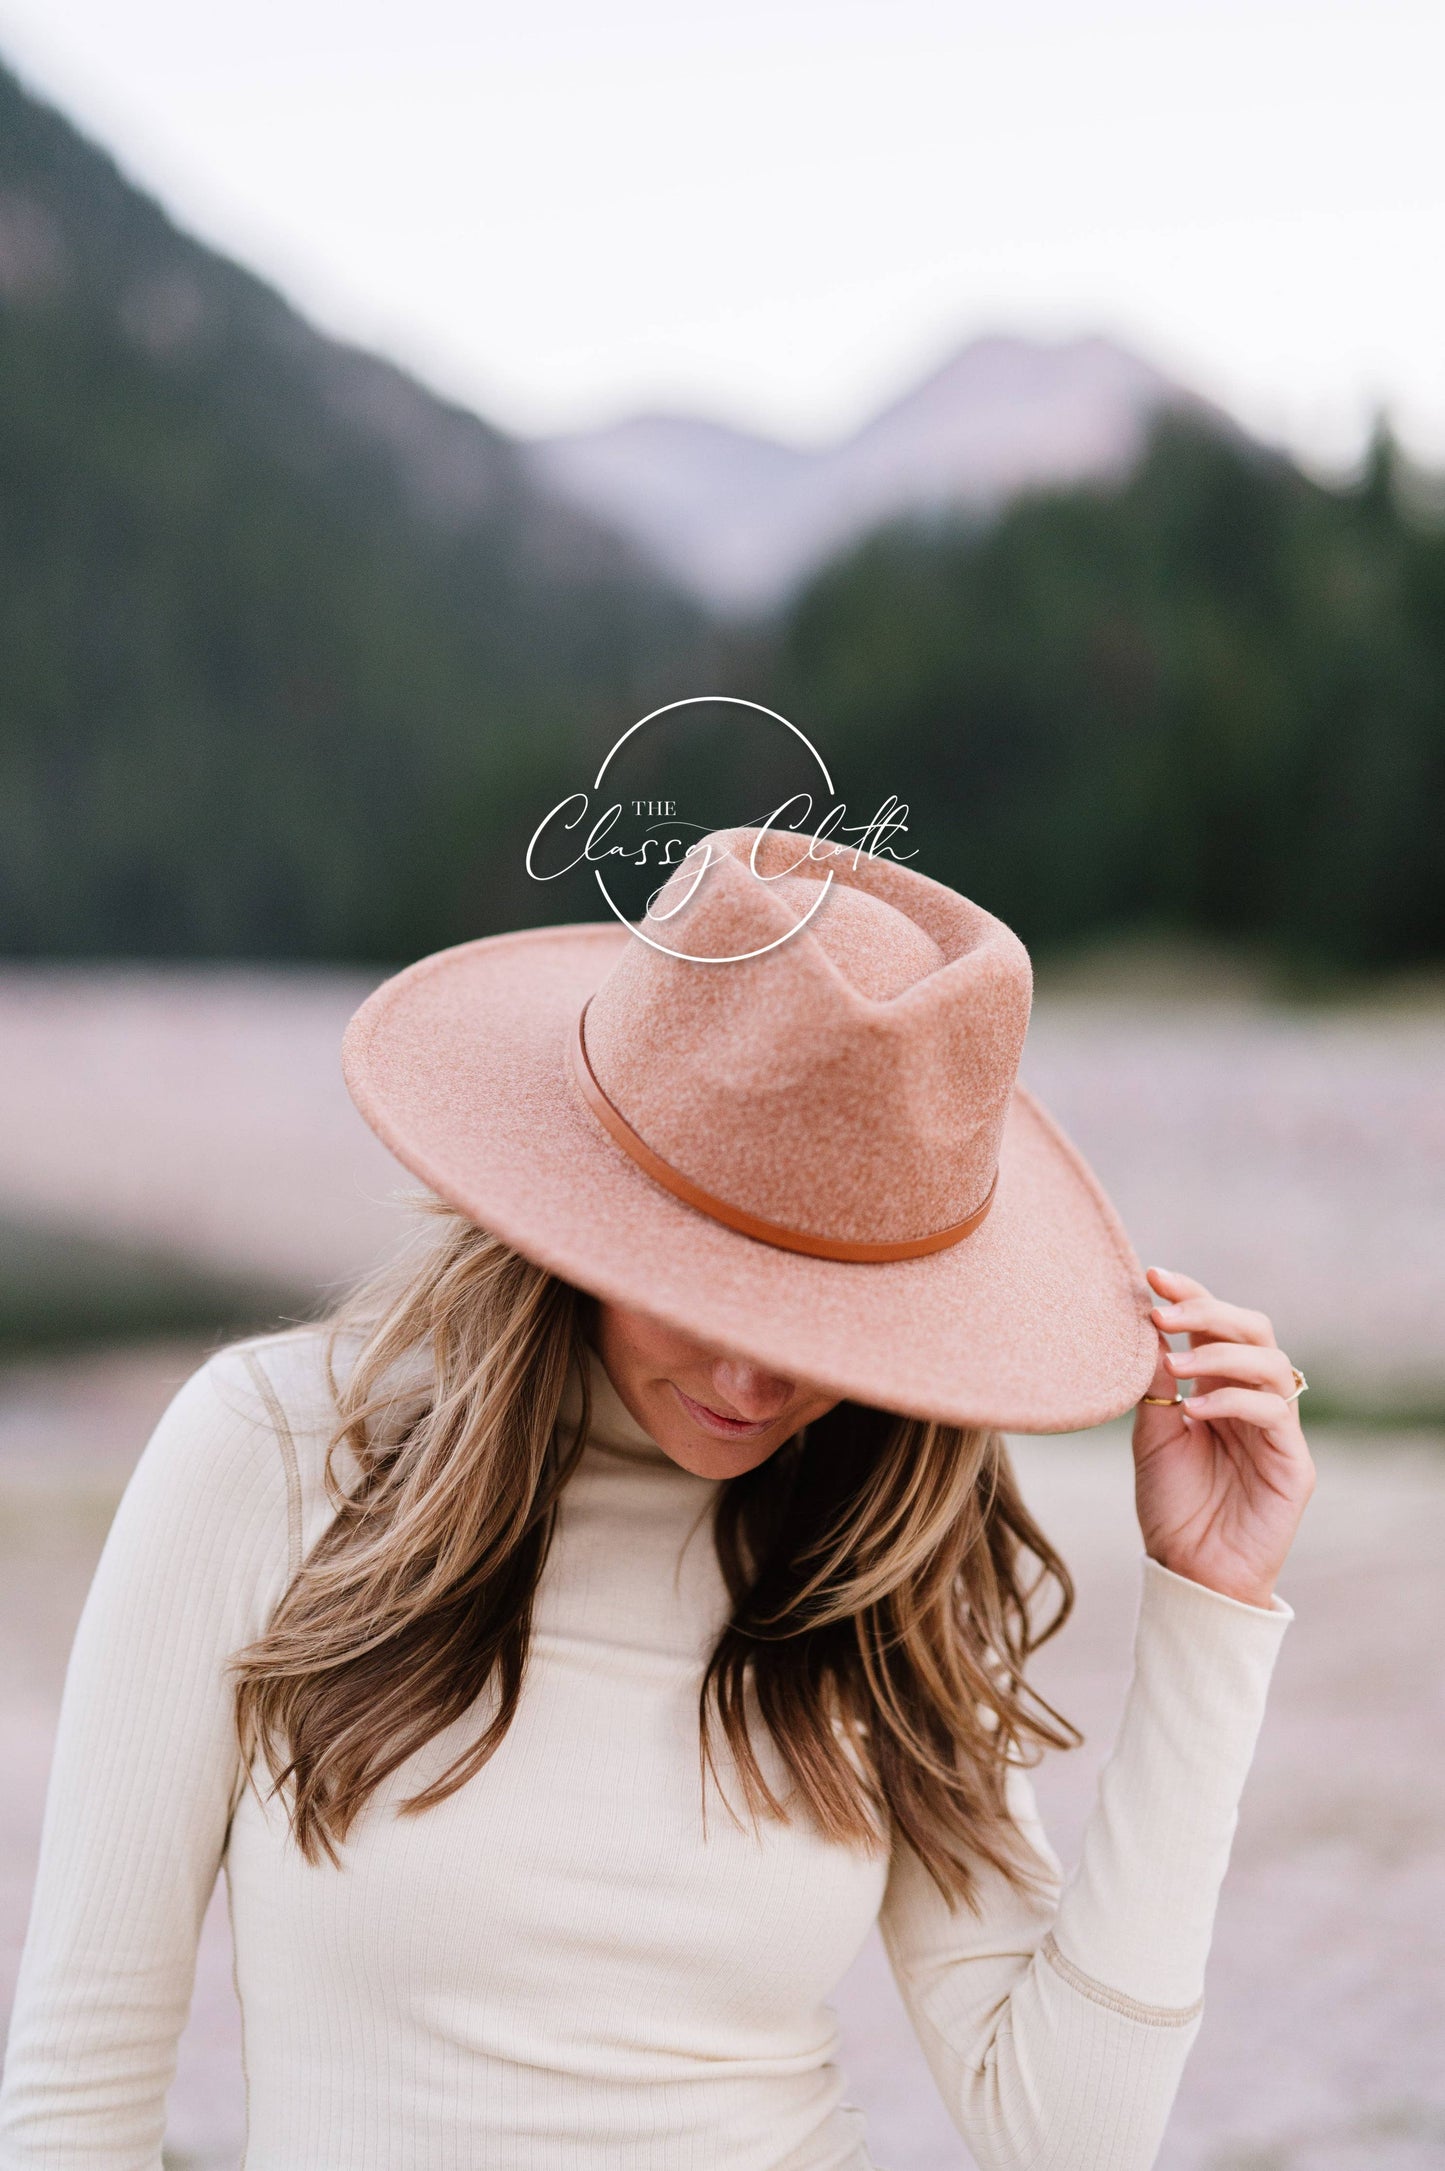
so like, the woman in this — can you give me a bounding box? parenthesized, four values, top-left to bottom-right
(0, 828, 1313, 2170)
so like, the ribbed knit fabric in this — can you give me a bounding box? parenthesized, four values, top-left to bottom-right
(0, 1327, 1292, 2170)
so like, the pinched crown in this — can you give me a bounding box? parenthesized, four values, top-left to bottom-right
(578, 828, 1032, 1250)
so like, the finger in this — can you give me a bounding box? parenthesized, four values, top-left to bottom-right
(1138, 1329, 1182, 1406)
(1152, 1293, 1277, 1349)
(1146, 1264, 1210, 1301)
(1167, 1341, 1297, 1393)
(1182, 1385, 1298, 1431)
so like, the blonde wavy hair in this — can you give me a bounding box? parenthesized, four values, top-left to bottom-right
(228, 1198, 1080, 1903)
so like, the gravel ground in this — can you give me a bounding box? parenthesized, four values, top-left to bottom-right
(1, 1343, 1441, 2171)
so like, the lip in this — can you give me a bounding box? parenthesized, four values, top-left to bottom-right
(669, 1383, 782, 1440)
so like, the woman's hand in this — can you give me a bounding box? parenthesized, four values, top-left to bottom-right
(1132, 1265, 1316, 1610)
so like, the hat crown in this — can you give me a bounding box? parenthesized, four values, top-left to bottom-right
(581, 829, 1032, 1250)
(758, 874, 945, 999)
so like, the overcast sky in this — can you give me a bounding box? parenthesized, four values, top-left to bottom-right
(2, 0, 1442, 469)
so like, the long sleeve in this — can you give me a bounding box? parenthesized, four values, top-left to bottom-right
(879, 1554, 1293, 2171)
(0, 1347, 294, 2169)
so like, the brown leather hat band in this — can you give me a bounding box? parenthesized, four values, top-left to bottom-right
(571, 999, 997, 1263)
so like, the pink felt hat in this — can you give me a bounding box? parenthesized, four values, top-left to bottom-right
(341, 828, 1159, 1433)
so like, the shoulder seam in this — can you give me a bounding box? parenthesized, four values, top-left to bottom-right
(240, 1348, 303, 1584)
(1040, 1932, 1203, 2028)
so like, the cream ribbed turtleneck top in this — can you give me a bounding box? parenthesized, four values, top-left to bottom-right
(0, 1327, 1292, 2170)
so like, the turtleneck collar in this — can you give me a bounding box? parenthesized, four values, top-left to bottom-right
(556, 1341, 673, 1463)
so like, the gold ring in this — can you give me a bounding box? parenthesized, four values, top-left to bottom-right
(1144, 1367, 1306, 1409)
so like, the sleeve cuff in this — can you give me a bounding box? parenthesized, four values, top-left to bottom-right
(1141, 1552, 1295, 1626)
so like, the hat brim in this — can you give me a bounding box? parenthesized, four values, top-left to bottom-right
(342, 923, 1160, 1434)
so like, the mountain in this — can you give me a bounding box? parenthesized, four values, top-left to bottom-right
(526, 333, 1233, 612)
(0, 56, 703, 960)
(6, 53, 1439, 988)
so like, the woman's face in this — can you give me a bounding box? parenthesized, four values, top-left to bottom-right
(591, 1299, 842, 1479)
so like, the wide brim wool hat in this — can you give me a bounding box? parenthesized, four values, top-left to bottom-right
(342, 828, 1160, 1433)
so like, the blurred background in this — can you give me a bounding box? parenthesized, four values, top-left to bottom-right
(0, 3, 1441, 2164)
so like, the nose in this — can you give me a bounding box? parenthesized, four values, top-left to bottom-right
(707, 1357, 797, 1423)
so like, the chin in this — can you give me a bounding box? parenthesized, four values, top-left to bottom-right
(661, 1428, 783, 1481)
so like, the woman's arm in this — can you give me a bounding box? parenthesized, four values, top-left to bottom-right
(881, 1558, 1291, 2170)
(879, 1268, 1312, 2170)
(0, 1345, 295, 2170)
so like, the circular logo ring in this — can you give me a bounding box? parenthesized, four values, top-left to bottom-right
(592, 696, 837, 965)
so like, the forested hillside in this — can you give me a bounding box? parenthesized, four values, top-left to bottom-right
(0, 59, 704, 960)
(2, 56, 1443, 975)
(767, 415, 1445, 975)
